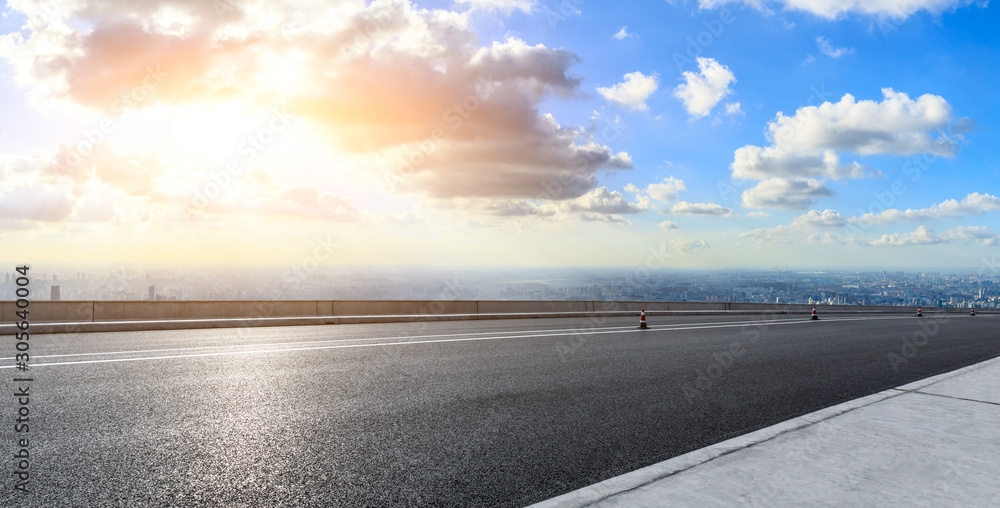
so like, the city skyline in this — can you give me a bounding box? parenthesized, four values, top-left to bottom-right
(1, 1, 998, 269)
(2, 266, 997, 311)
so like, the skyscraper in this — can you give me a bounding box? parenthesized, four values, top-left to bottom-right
(51, 285, 60, 301)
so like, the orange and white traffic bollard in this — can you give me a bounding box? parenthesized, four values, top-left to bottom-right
(917, 308, 923, 317)
(638, 309, 648, 329)
(811, 307, 818, 320)
(971, 308, 976, 316)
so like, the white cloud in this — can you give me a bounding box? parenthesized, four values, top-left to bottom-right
(456, 0, 536, 13)
(741, 201, 1000, 249)
(658, 220, 680, 230)
(790, 209, 847, 227)
(669, 201, 736, 216)
(816, 37, 854, 58)
(854, 193, 1000, 225)
(869, 225, 1000, 247)
(673, 57, 736, 118)
(667, 239, 711, 252)
(581, 213, 632, 224)
(732, 146, 878, 180)
(806, 233, 841, 245)
(263, 187, 362, 221)
(870, 225, 942, 246)
(741, 224, 796, 246)
(741, 178, 834, 210)
(734, 88, 967, 209)
(564, 186, 646, 215)
(2, 2, 634, 205)
(940, 226, 1000, 245)
(725, 102, 744, 116)
(697, 0, 984, 19)
(612, 27, 635, 40)
(449, 188, 650, 223)
(598, 71, 660, 111)
(644, 176, 687, 202)
(0, 183, 76, 222)
(742, 206, 1000, 249)
(767, 89, 961, 157)
(740, 209, 846, 246)
(0, 144, 364, 225)
(463, 199, 557, 217)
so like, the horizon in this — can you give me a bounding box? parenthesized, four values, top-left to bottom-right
(2, 1, 999, 270)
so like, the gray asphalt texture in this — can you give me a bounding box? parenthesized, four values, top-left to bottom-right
(2, 313, 999, 507)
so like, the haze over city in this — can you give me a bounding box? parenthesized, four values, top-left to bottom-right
(0, 0, 997, 272)
(2, 265, 998, 311)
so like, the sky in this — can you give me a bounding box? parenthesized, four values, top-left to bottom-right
(0, 0, 997, 270)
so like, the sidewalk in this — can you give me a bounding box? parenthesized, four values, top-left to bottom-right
(531, 355, 1000, 507)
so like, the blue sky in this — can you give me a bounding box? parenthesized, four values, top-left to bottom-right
(0, 0, 997, 269)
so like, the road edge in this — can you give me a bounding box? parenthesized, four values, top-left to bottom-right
(527, 354, 1000, 508)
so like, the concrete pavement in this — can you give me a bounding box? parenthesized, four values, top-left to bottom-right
(531, 354, 1000, 507)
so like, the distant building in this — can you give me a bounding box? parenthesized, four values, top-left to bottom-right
(51, 285, 60, 301)
(149, 285, 155, 301)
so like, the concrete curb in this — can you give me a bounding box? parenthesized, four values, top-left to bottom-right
(527, 354, 1000, 508)
(1, 309, 981, 334)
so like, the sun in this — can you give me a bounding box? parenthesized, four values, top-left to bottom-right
(253, 49, 313, 98)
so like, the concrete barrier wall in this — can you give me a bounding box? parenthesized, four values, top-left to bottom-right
(612, 301, 662, 312)
(476, 300, 589, 314)
(731, 303, 800, 311)
(332, 300, 479, 316)
(173, 301, 320, 320)
(121, 302, 175, 321)
(94, 302, 123, 321)
(2, 301, 94, 323)
(87, 301, 325, 321)
(665, 302, 729, 311)
(0, 299, 991, 324)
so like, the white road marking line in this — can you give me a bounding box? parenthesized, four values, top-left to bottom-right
(16, 317, 811, 360)
(1, 315, 916, 369)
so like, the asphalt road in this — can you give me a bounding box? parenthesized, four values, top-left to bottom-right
(2, 313, 999, 507)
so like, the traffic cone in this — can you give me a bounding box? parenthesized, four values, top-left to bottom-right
(810, 307, 818, 320)
(970, 308, 976, 316)
(638, 309, 648, 329)
(917, 308, 923, 317)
